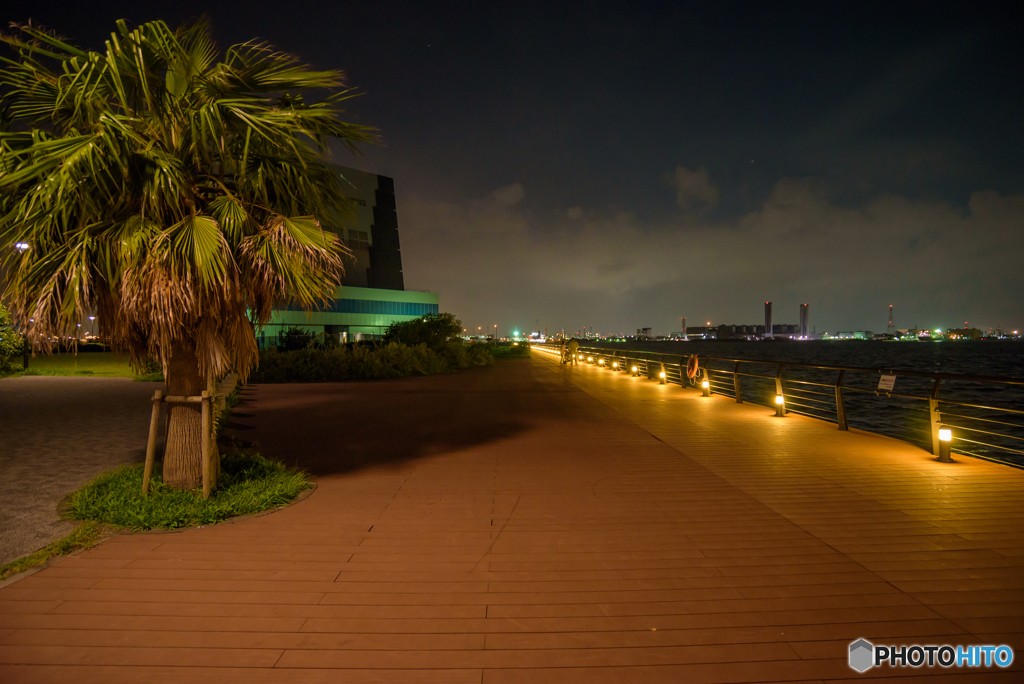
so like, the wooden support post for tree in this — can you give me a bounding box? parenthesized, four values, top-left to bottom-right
(201, 390, 211, 499)
(142, 390, 163, 494)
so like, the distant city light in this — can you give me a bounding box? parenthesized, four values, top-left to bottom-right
(14, 242, 30, 251)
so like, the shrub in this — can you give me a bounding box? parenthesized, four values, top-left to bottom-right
(490, 343, 531, 359)
(384, 312, 463, 350)
(252, 340, 492, 383)
(0, 302, 26, 373)
(280, 326, 314, 351)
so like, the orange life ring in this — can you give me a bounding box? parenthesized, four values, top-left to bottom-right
(686, 355, 699, 379)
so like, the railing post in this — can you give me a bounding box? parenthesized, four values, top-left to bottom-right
(835, 371, 848, 431)
(929, 379, 943, 456)
(774, 366, 786, 416)
(142, 390, 163, 495)
(201, 390, 212, 499)
(733, 362, 742, 403)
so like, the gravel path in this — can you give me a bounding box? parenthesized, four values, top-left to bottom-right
(0, 377, 160, 565)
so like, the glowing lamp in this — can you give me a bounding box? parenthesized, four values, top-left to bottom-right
(774, 394, 786, 416)
(587, 356, 593, 362)
(612, 362, 618, 368)
(659, 371, 666, 378)
(938, 425, 954, 462)
(701, 380, 709, 389)
(631, 366, 637, 372)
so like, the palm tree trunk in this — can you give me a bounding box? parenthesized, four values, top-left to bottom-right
(163, 340, 205, 489)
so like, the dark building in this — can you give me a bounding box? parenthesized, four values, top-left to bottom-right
(334, 165, 405, 291)
(799, 303, 809, 337)
(260, 165, 437, 344)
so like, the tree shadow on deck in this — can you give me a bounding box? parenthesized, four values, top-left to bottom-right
(237, 362, 571, 477)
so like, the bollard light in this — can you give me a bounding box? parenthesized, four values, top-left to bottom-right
(701, 380, 709, 389)
(938, 426, 953, 463)
(659, 370, 666, 385)
(631, 365, 638, 377)
(587, 356, 593, 363)
(612, 362, 618, 369)
(775, 394, 786, 416)
(702, 378, 711, 397)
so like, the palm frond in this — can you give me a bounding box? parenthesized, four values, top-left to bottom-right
(1, 17, 376, 382)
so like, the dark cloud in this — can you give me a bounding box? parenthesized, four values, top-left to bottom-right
(401, 179, 1024, 335)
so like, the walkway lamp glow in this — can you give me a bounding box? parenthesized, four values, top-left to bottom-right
(775, 394, 786, 416)
(612, 361, 618, 369)
(659, 370, 666, 385)
(701, 378, 711, 397)
(631, 365, 638, 377)
(587, 356, 593, 364)
(938, 426, 953, 463)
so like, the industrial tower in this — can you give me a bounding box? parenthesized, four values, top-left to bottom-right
(887, 305, 896, 335)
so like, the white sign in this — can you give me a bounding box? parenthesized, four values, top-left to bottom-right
(877, 375, 896, 392)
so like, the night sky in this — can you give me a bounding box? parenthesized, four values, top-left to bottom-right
(11, 1, 1024, 336)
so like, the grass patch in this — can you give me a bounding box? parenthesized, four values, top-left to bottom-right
(0, 522, 106, 581)
(1, 351, 164, 381)
(67, 453, 311, 530)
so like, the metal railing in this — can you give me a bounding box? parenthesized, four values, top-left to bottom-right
(534, 343, 1024, 469)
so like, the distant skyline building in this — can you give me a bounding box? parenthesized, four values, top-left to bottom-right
(887, 305, 896, 335)
(799, 303, 809, 337)
(681, 317, 687, 340)
(764, 302, 773, 339)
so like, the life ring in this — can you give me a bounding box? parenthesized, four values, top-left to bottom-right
(686, 355, 699, 379)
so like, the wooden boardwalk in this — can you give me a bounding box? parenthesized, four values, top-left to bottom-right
(2, 352, 1023, 682)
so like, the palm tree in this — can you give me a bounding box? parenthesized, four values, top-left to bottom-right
(0, 18, 376, 488)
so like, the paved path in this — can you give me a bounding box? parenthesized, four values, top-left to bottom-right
(2, 355, 1023, 682)
(0, 377, 160, 565)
